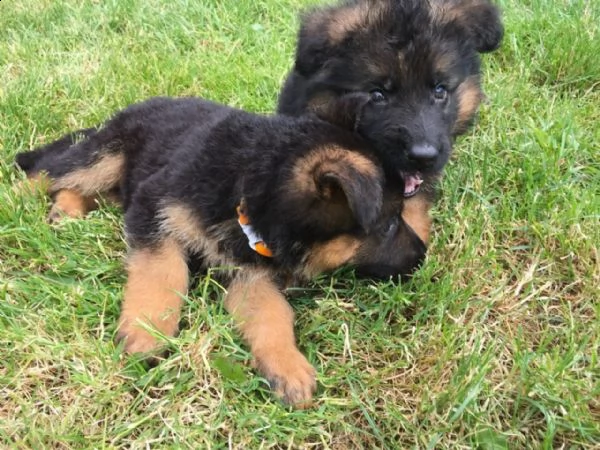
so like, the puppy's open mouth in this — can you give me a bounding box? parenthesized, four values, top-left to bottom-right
(401, 172, 423, 198)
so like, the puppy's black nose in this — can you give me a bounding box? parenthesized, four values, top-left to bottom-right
(409, 143, 438, 161)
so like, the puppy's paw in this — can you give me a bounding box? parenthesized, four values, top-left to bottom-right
(255, 348, 317, 408)
(116, 320, 164, 356)
(47, 204, 77, 223)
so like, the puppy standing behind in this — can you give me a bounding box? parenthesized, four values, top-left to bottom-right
(279, 0, 504, 248)
(16, 96, 426, 407)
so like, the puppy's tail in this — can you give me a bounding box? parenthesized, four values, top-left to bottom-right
(15, 127, 98, 174)
(16, 123, 127, 202)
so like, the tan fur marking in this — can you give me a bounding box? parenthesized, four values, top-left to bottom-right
(293, 145, 380, 193)
(51, 153, 124, 195)
(433, 51, 456, 74)
(429, 1, 452, 23)
(17, 172, 115, 221)
(327, 2, 388, 43)
(303, 235, 361, 278)
(117, 238, 189, 354)
(158, 203, 205, 252)
(343, 153, 379, 179)
(158, 202, 237, 268)
(429, 0, 466, 25)
(26, 172, 50, 190)
(307, 91, 337, 114)
(455, 76, 483, 133)
(429, 0, 491, 33)
(49, 189, 98, 220)
(402, 193, 433, 244)
(225, 269, 316, 407)
(13, 172, 50, 196)
(327, 6, 363, 43)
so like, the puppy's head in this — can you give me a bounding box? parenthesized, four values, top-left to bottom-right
(248, 144, 424, 279)
(297, 173, 427, 280)
(278, 0, 504, 194)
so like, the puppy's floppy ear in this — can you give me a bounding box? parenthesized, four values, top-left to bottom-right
(290, 146, 384, 233)
(436, 0, 504, 53)
(315, 167, 382, 233)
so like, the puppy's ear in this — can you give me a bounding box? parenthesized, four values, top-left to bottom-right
(462, 1, 504, 53)
(436, 0, 504, 53)
(315, 168, 382, 233)
(295, 1, 389, 74)
(311, 92, 371, 131)
(289, 146, 384, 233)
(295, 10, 333, 75)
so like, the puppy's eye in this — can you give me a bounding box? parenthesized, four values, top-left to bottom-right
(369, 89, 387, 103)
(433, 84, 448, 101)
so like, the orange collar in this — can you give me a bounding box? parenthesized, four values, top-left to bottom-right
(236, 203, 273, 258)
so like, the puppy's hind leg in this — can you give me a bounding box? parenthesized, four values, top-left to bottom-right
(225, 269, 317, 408)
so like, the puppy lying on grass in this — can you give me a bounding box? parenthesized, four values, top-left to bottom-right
(16, 95, 426, 406)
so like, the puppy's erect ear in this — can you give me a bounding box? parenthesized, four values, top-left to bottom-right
(434, 0, 504, 53)
(295, 10, 334, 75)
(296, 1, 389, 75)
(289, 146, 384, 233)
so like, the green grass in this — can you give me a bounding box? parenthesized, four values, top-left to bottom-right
(1, 0, 598, 447)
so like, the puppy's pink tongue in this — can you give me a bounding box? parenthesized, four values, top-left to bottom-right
(402, 173, 423, 197)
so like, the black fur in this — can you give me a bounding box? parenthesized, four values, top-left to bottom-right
(15, 127, 97, 173)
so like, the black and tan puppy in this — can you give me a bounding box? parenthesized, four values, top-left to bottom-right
(278, 0, 504, 247)
(16, 96, 426, 406)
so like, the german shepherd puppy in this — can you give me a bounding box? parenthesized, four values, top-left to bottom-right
(278, 0, 504, 248)
(15, 96, 426, 407)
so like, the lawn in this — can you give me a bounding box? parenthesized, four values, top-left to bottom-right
(0, 0, 598, 448)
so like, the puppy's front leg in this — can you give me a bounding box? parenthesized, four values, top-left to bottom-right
(225, 269, 316, 407)
(117, 238, 188, 355)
